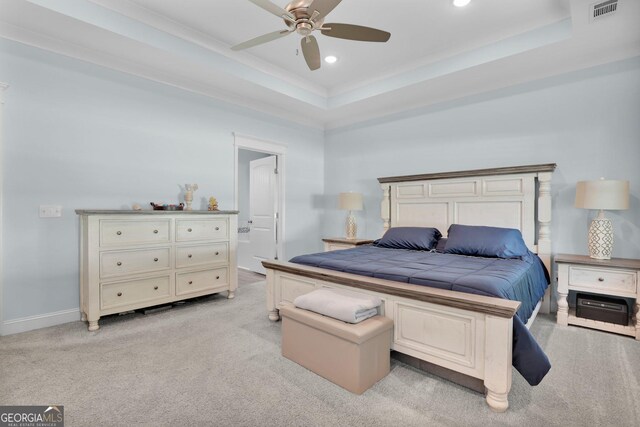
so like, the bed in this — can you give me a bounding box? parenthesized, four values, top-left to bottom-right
(263, 163, 556, 412)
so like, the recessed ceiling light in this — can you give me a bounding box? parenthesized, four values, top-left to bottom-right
(324, 55, 338, 64)
(453, 0, 471, 7)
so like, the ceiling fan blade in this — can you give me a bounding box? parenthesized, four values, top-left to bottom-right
(248, 0, 295, 20)
(231, 29, 292, 51)
(301, 35, 321, 71)
(308, 0, 342, 21)
(321, 23, 391, 42)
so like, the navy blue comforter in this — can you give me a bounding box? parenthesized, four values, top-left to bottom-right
(290, 246, 551, 385)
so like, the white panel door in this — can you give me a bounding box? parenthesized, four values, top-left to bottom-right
(249, 155, 277, 274)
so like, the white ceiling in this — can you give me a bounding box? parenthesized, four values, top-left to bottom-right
(126, 0, 571, 89)
(0, 0, 639, 130)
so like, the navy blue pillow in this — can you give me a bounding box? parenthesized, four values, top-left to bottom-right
(444, 224, 528, 259)
(375, 227, 442, 251)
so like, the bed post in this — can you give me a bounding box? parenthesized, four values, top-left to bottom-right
(537, 171, 553, 314)
(266, 268, 280, 321)
(484, 316, 513, 412)
(381, 184, 391, 232)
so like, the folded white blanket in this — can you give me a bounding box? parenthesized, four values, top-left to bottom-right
(293, 289, 382, 324)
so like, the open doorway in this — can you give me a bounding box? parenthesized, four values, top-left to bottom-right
(234, 134, 286, 275)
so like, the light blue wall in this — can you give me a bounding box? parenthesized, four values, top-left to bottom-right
(0, 39, 324, 321)
(2, 37, 639, 326)
(324, 57, 640, 260)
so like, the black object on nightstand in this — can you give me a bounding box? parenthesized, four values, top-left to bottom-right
(576, 293, 629, 326)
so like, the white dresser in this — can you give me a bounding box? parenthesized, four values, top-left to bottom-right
(76, 210, 238, 331)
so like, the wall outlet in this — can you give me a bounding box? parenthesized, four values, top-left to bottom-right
(39, 205, 62, 218)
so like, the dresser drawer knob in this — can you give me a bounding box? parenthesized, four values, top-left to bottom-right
(215, 252, 219, 256)
(154, 286, 158, 290)
(117, 292, 122, 297)
(598, 277, 605, 282)
(117, 261, 122, 266)
(187, 228, 193, 232)
(116, 231, 122, 236)
(216, 276, 220, 280)
(188, 281, 193, 285)
(188, 254, 193, 258)
(153, 258, 159, 262)
(215, 227, 220, 231)
(153, 229, 158, 234)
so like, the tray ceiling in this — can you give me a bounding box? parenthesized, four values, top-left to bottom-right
(0, 0, 639, 129)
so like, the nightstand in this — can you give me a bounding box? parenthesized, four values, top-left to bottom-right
(556, 254, 640, 340)
(322, 237, 375, 252)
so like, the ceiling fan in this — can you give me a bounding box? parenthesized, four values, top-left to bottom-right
(231, 0, 391, 71)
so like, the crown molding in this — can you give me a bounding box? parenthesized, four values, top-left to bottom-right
(0, 19, 324, 130)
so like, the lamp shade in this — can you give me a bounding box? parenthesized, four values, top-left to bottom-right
(339, 192, 363, 211)
(575, 179, 629, 210)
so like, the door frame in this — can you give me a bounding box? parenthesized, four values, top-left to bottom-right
(0, 82, 8, 335)
(233, 133, 286, 263)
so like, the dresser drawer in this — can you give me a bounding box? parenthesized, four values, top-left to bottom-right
(100, 219, 171, 247)
(176, 243, 228, 268)
(176, 267, 228, 296)
(100, 247, 171, 278)
(101, 276, 170, 310)
(176, 219, 228, 242)
(568, 266, 637, 295)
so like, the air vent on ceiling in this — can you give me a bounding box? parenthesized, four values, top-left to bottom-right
(591, 0, 618, 21)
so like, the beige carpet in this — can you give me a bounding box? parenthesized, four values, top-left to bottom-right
(1, 280, 639, 426)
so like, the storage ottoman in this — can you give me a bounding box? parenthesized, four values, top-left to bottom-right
(280, 303, 393, 394)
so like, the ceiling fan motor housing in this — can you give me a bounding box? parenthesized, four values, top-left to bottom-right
(285, 1, 325, 34)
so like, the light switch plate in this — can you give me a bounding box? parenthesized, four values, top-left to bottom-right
(40, 205, 62, 218)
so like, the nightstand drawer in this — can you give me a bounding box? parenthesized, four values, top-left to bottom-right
(326, 243, 353, 251)
(568, 266, 637, 294)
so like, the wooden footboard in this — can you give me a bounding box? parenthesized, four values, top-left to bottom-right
(263, 260, 520, 412)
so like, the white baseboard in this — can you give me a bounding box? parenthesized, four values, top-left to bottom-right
(1, 308, 81, 336)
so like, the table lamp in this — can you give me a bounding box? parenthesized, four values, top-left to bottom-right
(575, 178, 629, 259)
(339, 192, 363, 240)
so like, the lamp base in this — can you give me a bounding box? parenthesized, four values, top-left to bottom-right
(588, 214, 613, 260)
(345, 212, 357, 240)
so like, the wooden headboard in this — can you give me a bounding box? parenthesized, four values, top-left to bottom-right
(378, 164, 556, 275)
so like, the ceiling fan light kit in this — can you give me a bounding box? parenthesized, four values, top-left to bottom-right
(233, 0, 391, 71)
(453, 0, 471, 7)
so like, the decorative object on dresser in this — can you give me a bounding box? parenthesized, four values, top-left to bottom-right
(208, 196, 219, 211)
(339, 192, 363, 239)
(264, 163, 556, 412)
(151, 202, 184, 211)
(75, 209, 238, 331)
(183, 183, 199, 211)
(574, 178, 629, 259)
(556, 253, 639, 340)
(322, 237, 374, 252)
